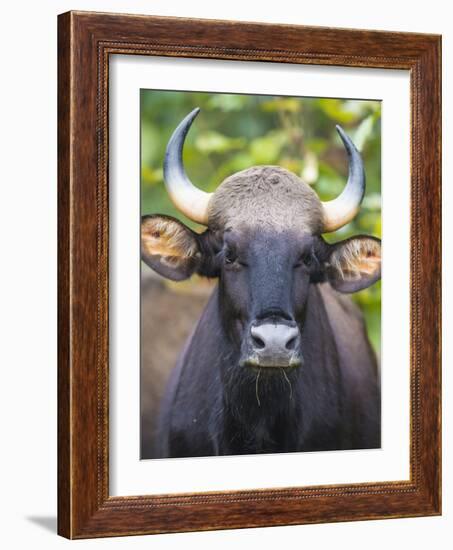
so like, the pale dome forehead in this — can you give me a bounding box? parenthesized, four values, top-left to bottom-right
(207, 166, 324, 233)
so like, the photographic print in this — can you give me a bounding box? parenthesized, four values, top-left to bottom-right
(140, 91, 382, 460)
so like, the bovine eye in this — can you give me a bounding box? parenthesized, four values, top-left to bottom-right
(294, 252, 313, 269)
(224, 249, 248, 269)
(224, 250, 237, 265)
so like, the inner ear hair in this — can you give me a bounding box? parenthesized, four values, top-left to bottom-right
(330, 237, 381, 280)
(141, 215, 199, 263)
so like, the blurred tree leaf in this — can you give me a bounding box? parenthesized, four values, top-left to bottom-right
(301, 151, 319, 184)
(195, 131, 246, 154)
(352, 114, 375, 152)
(316, 99, 358, 124)
(261, 98, 302, 113)
(249, 130, 287, 164)
(141, 166, 163, 186)
(207, 94, 247, 112)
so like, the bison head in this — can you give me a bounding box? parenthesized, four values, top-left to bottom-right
(141, 108, 381, 370)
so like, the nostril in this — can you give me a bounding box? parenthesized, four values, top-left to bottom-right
(285, 336, 297, 350)
(251, 335, 266, 350)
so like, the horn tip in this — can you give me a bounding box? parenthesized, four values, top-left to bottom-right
(190, 106, 201, 118)
(335, 124, 359, 153)
(335, 124, 346, 138)
(181, 107, 201, 127)
(180, 107, 201, 128)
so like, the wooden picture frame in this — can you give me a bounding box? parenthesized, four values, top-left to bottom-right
(58, 10, 441, 539)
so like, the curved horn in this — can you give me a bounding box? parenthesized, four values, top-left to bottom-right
(321, 125, 366, 232)
(163, 108, 212, 225)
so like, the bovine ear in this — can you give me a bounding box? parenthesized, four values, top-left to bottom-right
(326, 236, 381, 293)
(141, 215, 201, 281)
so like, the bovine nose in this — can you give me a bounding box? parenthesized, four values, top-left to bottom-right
(250, 323, 299, 354)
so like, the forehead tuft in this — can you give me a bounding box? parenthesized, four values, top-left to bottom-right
(207, 166, 323, 233)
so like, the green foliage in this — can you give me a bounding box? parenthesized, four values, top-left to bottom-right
(141, 91, 381, 354)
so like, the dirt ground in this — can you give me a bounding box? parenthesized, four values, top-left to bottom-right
(140, 274, 212, 458)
